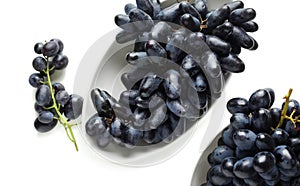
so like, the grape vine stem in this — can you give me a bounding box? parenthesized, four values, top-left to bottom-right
(45, 58, 79, 151)
(277, 88, 294, 128)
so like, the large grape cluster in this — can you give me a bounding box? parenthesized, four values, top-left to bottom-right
(85, 0, 259, 149)
(29, 39, 83, 151)
(202, 89, 300, 185)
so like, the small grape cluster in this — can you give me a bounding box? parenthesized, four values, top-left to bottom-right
(202, 89, 300, 185)
(84, 1, 259, 149)
(29, 39, 83, 151)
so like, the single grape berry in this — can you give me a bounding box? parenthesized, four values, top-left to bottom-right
(52, 54, 69, 70)
(42, 40, 60, 57)
(34, 42, 44, 54)
(32, 56, 47, 72)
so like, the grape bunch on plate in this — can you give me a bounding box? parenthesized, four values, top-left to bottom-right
(85, 0, 259, 149)
(202, 88, 300, 185)
(29, 39, 83, 151)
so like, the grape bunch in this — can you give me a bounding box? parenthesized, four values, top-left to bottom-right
(84, 0, 259, 149)
(202, 88, 300, 185)
(29, 39, 84, 151)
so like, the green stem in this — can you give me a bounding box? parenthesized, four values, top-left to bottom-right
(45, 58, 79, 151)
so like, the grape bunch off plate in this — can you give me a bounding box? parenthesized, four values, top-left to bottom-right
(74, 0, 258, 166)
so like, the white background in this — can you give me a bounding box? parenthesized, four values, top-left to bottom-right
(1, 0, 300, 185)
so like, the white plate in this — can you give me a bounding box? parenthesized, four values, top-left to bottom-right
(74, 0, 232, 167)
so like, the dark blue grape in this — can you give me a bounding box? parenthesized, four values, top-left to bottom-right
(280, 161, 300, 177)
(119, 90, 139, 106)
(136, 0, 154, 17)
(157, 123, 172, 142)
(265, 88, 275, 107)
(64, 94, 84, 120)
(148, 104, 167, 129)
(52, 82, 65, 94)
(34, 42, 43, 54)
(124, 126, 143, 145)
(194, 0, 207, 18)
(270, 108, 281, 128)
(274, 145, 297, 169)
(179, 1, 201, 20)
(34, 118, 57, 133)
(52, 54, 68, 70)
(96, 129, 112, 148)
(212, 22, 233, 40)
(165, 33, 186, 64)
(282, 99, 300, 116)
(50, 38, 64, 53)
(233, 129, 256, 150)
(251, 108, 272, 133)
(221, 157, 237, 177)
(229, 8, 256, 24)
(230, 113, 251, 130)
(124, 3, 136, 15)
(38, 111, 54, 123)
(205, 6, 230, 32)
(145, 40, 167, 65)
(42, 40, 60, 57)
(226, 97, 249, 114)
(157, 3, 182, 24)
(109, 118, 123, 138)
(249, 89, 272, 110)
(163, 69, 181, 99)
(55, 90, 69, 105)
(255, 133, 276, 151)
(259, 166, 280, 181)
(219, 53, 245, 73)
(133, 108, 150, 128)
(115, 14, 136, 32)
(180, 13, 200, 32)
(36, 85, 52, 106)
(192, 72, 207, 92)
(180, 55, 201, 77)
(253, 151, 276, 173)
(128, 8, 153, 31)
(210, 145, 234, 164)
(32, 56, 47, 72)
(289, 137, 300, 152)
(239, 21, 259, 32)
(166, 99, 186, 117)
(139, 72, 162, 98)
(34, 102, 44, 113)
(233, 157, 256, 179)
(126, 52, 150, 66)
(207, 165, 232, 185)
(285, 120, 298, 136)
(222, 126, 236, 149)
(272, 128, 290, 146)
(228, 26, 255, 50)
(134, 32, 150, 52)
(205, 35, 231, 56)
(85, 114, 107, 136)
(224, 1, 244, 11)
(29, 73, 44, 88)
(90, 88, 114, 119)
(231, 43, 241, 54)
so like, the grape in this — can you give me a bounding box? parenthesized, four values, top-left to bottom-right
(233, 157, 256, 179)
(249, 89, 273, 110)
(226, 97, 249, 114)
(139, 72, 162, 98)
(124, 126, 143, 145)
(128, 8, 153, 31)
(34, 42, 43, 54)
(274, 145, 297, 169)
(42, 40, 60, 57)
(194, 0, 207, 18)
(124, 3, 136, 15)
(157, 3, 181, 23)
(136, 0, 154, 17)
(192, 72, 207, 92)
(272, 128, 290, 146)
(212, 22, 233, 40)
(233, 129, 256, 150)
(228, 26, 255, 49)
(34, 118, 57, 133)
(126, 51, 150, 66)
(205, 35, 231, 56)
(109, 118, 123, 138)
(50, 38, 64, 53)
(52, 54, 69, 70)
(207, 165, 232, 185)
(96, 129, 112, 148)
(220, 157, 237, 177)
(145, 39, 167, 65)
(229, 8, 256, 25)
(205, 6, 230, 32)
(166, 99, 186, 117)
(64, 94, 84, 120)
(163, 69, 181, 99)
(116, 30, 139, 44)
(239, 21, 259, 32)
(180, 13, 200, 32)
(209, 145, 234, 164)
(253, 151, 276, 173)
(150, 22, 172, 44)
(224, 1, 244, 11)
(90, 88, 115, 119)
(55, 90, 70, 105)
(35, 85, 52, 106)
(230, 113, 251, 130)
(219, 53, 245, 73)
(283, 99, 300, 116)
(133, 107, 150, 128)
(52, 82, 65, 93)
(38, 111, 54, 123)
(251, 108, 272, 133)
(85, 114, 107, 136)
(32, 56, 47, 72)
(29, 73, 44, 88)
(255, 133, 276, 151)
(222, 127, 236, 149)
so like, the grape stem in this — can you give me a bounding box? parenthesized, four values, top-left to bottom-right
(276, 88, 299, 129)
(45, 57, 79, 151)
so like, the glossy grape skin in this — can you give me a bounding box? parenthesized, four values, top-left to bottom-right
(239, 21, 259, 32)
(139, 72, 162, 98)
(64, 94, 84, 120)
(224, 1, 244, 11)
(212, 22, 233, 40)
(124, 3, 136, 15)
(180, 55, 200, 77)
(274, 145, 297, 169)
(96, 129, 112, 148)
(126, 52, 150, 67)
(32, 56, 47, 72)
(228, 26, 255, 50)
(42, 40, 60, 57)
(194, 0, 207, 18)
(251, 108, 272, 133)
(226, 97, 249, 114)
(259, 166, 280, 181)
(52, 54, 69, 70)
(230, 113, 251, 130)
(221, 157, 237, 177)
(124, 126, 143, 145)
(52, 82, 65, 93)
(29, 73, 44, 88)
(249, 89, 272, 110)
(34, 42, 44, 54)
(38, 111, 54, 124)
(265, 88, 275, 107)
(128, 8, 153, 31)
(255, 133, 276, 151)
(165, 33, 186, 64)
(179, 1, 200, 20)
(233, 129, 256, 150)
(180, 13, 200, 32)
(136, 0, 154, 17)
(34, 118, 57, 133)
(205, 35, 231, 57)
(163, 69, 181, 99)
(55, 90, 69, 106)
(85, 114, 107, 136)
(147, 104, 168, 129)
(145, 40, 167, 64)
(157, 3, 182, 24)
(166, 99, 186, 117)
(90, 88, 114, 119)
(205, 6, 230, 33)
(233, 157, 256, 179)
(285, 120, 298, 137)
(253, 151, 276, 173)
(50, 38, 64, 53)
(192, 72, 207, 92)
(36, 85, 52, 106)
(282, 99, 300, 116)
(219, 53, 245, 73)
(229, 8, 256, 24)
(289, 137, 300, 152)
(210, 145, 234, 164)
(270, 107, 281, 128)
(207, 165, 232, 185)
(272, 128, 290, 146)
